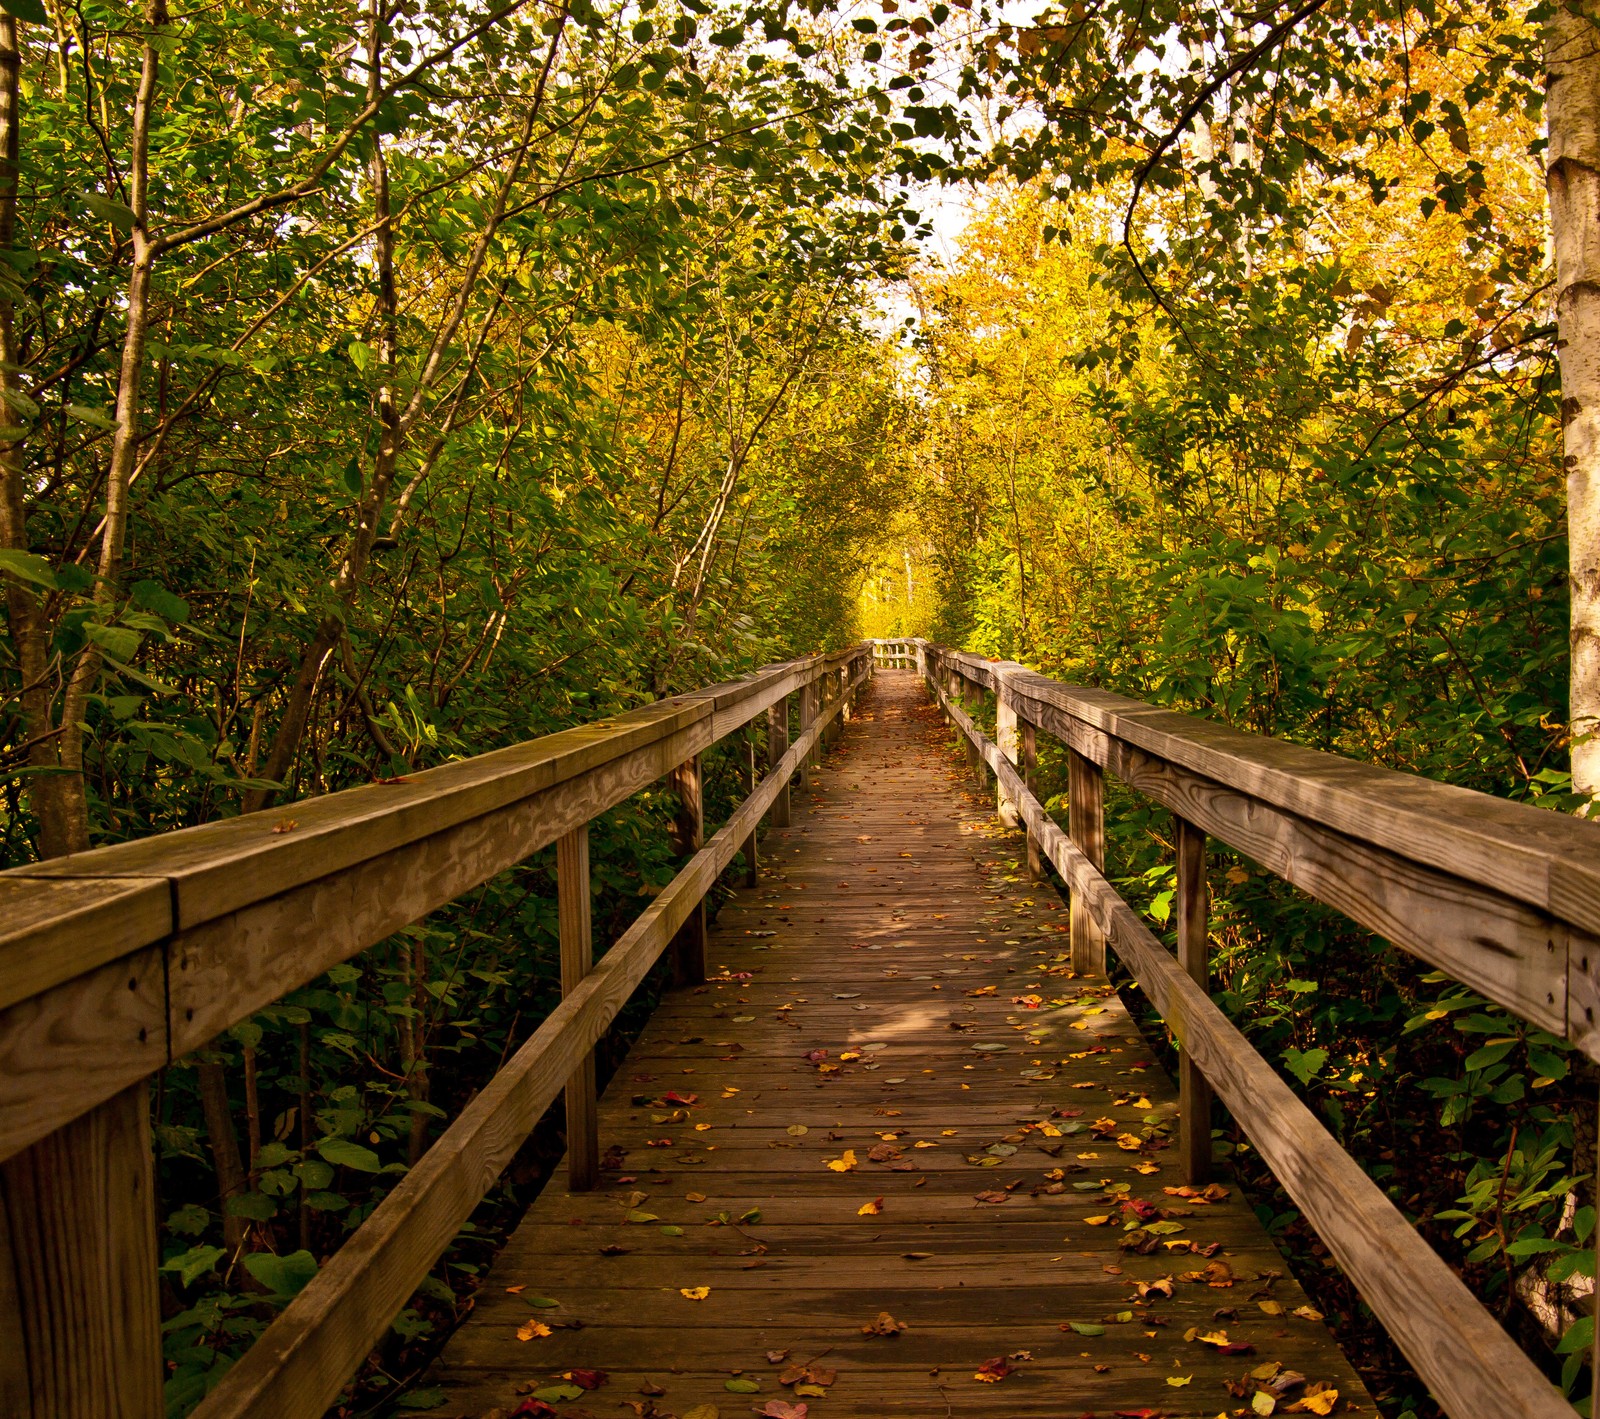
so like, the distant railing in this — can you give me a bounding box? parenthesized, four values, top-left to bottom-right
(0, 644, 873, 1417)
(872, 636, 1598, 1419)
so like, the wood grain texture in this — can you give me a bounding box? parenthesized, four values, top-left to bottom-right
(188, 670, 865, 1419)
(669, 755, 707, 987)
(423, 672, 1372, 1419)
(1175, 815, 1212, 1186)
(922, 643, 1593, 1053)
(559, 826, 598, 1192)
(767, 697, 791, 829)
(0, 1083, 162, 1418)
(1068, 747, 1106, 977)
(0, 876, 170, 1013)
(936, 679, 1577, 1419)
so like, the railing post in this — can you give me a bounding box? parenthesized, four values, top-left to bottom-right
(742, 733, 759, 887)
(558, 824, 599, 1190)
(1175, 814, 1213, 1184)
(767, 695, 791, 828)
(961, 676, 983, 784)
(1022, 718, 1042, 881)
(995, 681, 1021, 829)
(668, 754, 706, 986)
(0, 1083, 164, 1418)
(1068, 747, 1106, 975)
(799, 677, 818, 781)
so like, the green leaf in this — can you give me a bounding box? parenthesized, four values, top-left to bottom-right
(1068, 1321, 1105, 1336)
(160, 1244, 225, 1287)
(82, 192, 135, 234)
(0, 0, 47, 23)
(0, 548, 57, 589)
(534, 1384, 585, 1401)
(243, 1249, 318, 1298)
(394, 1389, 447, 1412)
(725, 1378, 761, 1393)
(317, 1137, 382, 1172)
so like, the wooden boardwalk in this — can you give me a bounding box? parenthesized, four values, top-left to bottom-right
(428, 672, 1372, 1418)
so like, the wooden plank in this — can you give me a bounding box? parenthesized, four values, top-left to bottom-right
(1068, 746, 1105, 975)
(1052, 706, 1575, 1042)
(1022, 717, 1042, 881)
(947, 689, 1578, 1419)
(188, 671, 865, 1419)
(669, 755, 707, 987)
(0, 1083, 162, 1418)
(0, 876, 171, 1013)
(0, 945, 165, 1166)
(1175, 815, 1212, 1185)
(990, 664, 1600, 938)
(995, 689, 1021, 828)
(767, 696, 791, 829)
(558, 826, 598, 1192)
(742, 735, 759, 887)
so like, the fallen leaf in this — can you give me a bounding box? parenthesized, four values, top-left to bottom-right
(680, 1286, 711, 1300)
(516, 1320, 551, 1341)
(1253, 1394, 1277, 1416)
(1291, 1387, 1339, 1415)
(862, 1310, 904, 1336)
(858, 1197, 884, 1215)
(973, 1355, 1014, 1383)
(1067, 1321, 1106, 1336)
(1166, 1376, 1192, 1387)
(825, 1149, 858, 1172)
(563, 1369, 608, 1390)
(683, 1408, 721, 1419)
(757, 1403, 808, 1419)
(1292, 1304, 1324, 1321)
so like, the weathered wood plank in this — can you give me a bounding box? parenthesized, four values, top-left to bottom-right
(558, 825, 597, 1192)
(0, 1083, 162, 1418)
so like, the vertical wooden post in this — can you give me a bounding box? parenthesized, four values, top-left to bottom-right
(995, 686, 1021, 828)
(668, 754, 706, 986)
(0, 1083, 164, 1419)
(558, 824, 599, 1190)
(1068, 747, 1105, 975)
(742, 734, 759, 887)
(799, 678, 818, 780)
(1175, 815, 1213, 1184)
(767, 696, 790, 828)
(1022, 718, 1042, 881)
(961, 677, 983, 784)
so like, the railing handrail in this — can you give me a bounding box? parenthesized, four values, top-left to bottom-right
(895, 634, 1586, 1419)
(870, 637, 1600, 1054)
(0, 647, 865, 1165)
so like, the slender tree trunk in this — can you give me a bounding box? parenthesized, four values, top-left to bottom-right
(196, 1058, 248, 1255)
(1548, 1, 1600, 801)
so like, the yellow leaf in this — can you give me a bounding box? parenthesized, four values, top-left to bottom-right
(1253, 1392, 1276, 1416)
(826, 1149, 858, 1172)
(694, 1123, 712, 1131)
(1258, 1299, 1284, 1315)
(1167, 1376, 1192, 1387)
(1037, 1122, 1061, 1137)
(858, 1197, 884, 1215)
(516, 1320, 551, 1341)
(680, 1286, 711, 1300)
(1084, 1214, 1112, 1226)
(1297, 1389, 1339, 1415)
(1116, 1134, 1144, 1151)
(1134, 1162, 1160, 1175)
(1292, 1304, 1324, 1321)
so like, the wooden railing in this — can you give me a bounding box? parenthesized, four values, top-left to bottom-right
(872, 636, 1600, 1419)
(0, 644, 872, 1417)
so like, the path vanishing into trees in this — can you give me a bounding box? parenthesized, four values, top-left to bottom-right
(424, 671, 1370, 1416)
